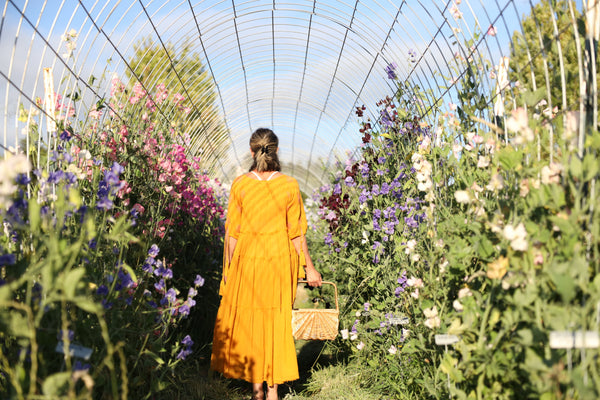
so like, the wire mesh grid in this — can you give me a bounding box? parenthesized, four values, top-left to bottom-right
(0, 0, 598, 193)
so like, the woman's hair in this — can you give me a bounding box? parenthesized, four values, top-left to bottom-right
(249, 128, 281, 172)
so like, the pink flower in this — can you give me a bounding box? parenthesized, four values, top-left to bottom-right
(487, 25, 497, 36)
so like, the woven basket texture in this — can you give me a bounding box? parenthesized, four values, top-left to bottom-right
(292, 281, 339, 341)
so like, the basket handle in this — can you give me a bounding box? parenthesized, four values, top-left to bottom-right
(297, 280, 339, 311)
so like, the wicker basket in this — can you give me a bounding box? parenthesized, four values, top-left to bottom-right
(292, 280, 339, 341)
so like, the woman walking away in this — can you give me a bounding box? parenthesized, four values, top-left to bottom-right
(211, 128, 322, 400)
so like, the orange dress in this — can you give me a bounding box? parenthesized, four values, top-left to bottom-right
(210, 173, 307, 386)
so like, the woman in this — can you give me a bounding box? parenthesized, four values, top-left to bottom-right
(211, 128, 322, 400)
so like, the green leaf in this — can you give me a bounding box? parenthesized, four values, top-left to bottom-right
(64, 268, 86, 299)
(42, 372, 71, 396)
(569, 155, 582, 178)
(522, 88, 547, 107)
(73, 297, 102, 314)
(144, 350, 166, 365)
(582, 153, 599, 182)
(549, 272, 576, 303)
(6, 311, 32, 338)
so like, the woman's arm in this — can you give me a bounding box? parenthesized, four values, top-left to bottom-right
(292, 235, 322, 287)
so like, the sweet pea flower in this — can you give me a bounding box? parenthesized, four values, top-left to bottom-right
(486, 173, 505, 191)
(356, 341, 365, 350)
(458, 287, 472, 298)
(423, 306, 441, 329)
(541, 162, 563, 185)
(454, 190, 473, 204)
(388, 345, 398, 355)
(340, 329, 349, 340)
(453, 300, 464, 312)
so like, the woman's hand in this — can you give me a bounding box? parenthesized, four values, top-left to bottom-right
(305, 265, 322, 287)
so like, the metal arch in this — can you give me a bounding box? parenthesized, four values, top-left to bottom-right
(1, 0, 598, 195)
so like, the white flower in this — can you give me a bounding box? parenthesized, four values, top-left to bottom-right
(350, 333, 358, 341)
(411, 288, 420, 299)
(407, 276, 424, 288)
(411, 253, 421, 262)
(453, 300, 464, 312)
(401, 328, 410, 340)
(503, 223, 526, 242)
(541, 162, 563, 184)
(486, 173, 505, 191)
(503, 223, 528, 251)
(439, 258, 449, 274)
(510, 237, 528, 251)
(506, 108, 534, 143)
(423, 306, 438, 319)
(477, 156, 490, 168)
(417, 179, 433, 192)
(404, 239, 417, 254)
(340, 329, 349, 340)
(424, 315, 441, 329)
(388, 345, 398, 355)
(454, 190, 473, 204)
(361, 230, 369, 244)
(356, 341, 365, 350)
(458, 287, 472, 298)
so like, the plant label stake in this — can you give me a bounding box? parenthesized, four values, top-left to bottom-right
(549, 330, 599, 386)
(435, 334, 460, 398)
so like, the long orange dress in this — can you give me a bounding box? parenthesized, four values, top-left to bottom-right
(210, 173, 307, 386)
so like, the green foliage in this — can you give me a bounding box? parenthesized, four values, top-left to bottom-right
(308, 70, 600, 398)
(509, 0, 590, 110)
(126, 37, 229, 174)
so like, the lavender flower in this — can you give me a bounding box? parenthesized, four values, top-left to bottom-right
(194, 275, 205, 287)
(385, 62, 397, 79)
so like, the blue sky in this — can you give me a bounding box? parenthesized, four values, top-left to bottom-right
(1, 0, 540, 191)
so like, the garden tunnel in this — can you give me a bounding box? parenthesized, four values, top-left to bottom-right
(0, 0, 598, 195)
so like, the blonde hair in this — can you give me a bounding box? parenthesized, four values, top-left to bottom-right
(249, 128, 281, 172)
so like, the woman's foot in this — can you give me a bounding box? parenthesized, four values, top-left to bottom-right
(266, 384, 278, 400)
(252, 383, 264, 400)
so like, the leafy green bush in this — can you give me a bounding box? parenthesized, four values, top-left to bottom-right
(308, 57, 600, 398)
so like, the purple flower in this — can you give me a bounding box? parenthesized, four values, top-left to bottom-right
(96, 196, 113, 211)
(188, 287, 198, 298)
(165, 288, 177, 303)
(176, 348, 192, 360)
(96, 285, 109, 296)
(333, 183, 341, 195)
(148, 244, 160, 258)
(358, 163, 370, 178)
(385, 62, 397, 79)
(111, 161, 125, 176)
(0, 254, 16, 266)
(324, 232, 334, 246)
(181, 335, 193, 347)
(154, 279, 165, 293)
(59, 130, 72, 141)
(16, 174, 30, 185)
(344, 176, 355, 187)
(179, 304, 191, 317)
(194, 275, 205, 287)
(73, 360, 90, 371)
(325, 210, 337, 221)
(117, 268, 134, 288)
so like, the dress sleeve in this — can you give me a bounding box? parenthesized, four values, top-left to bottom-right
(287, 180, 307, 240)
(287, 179, 308, 280)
